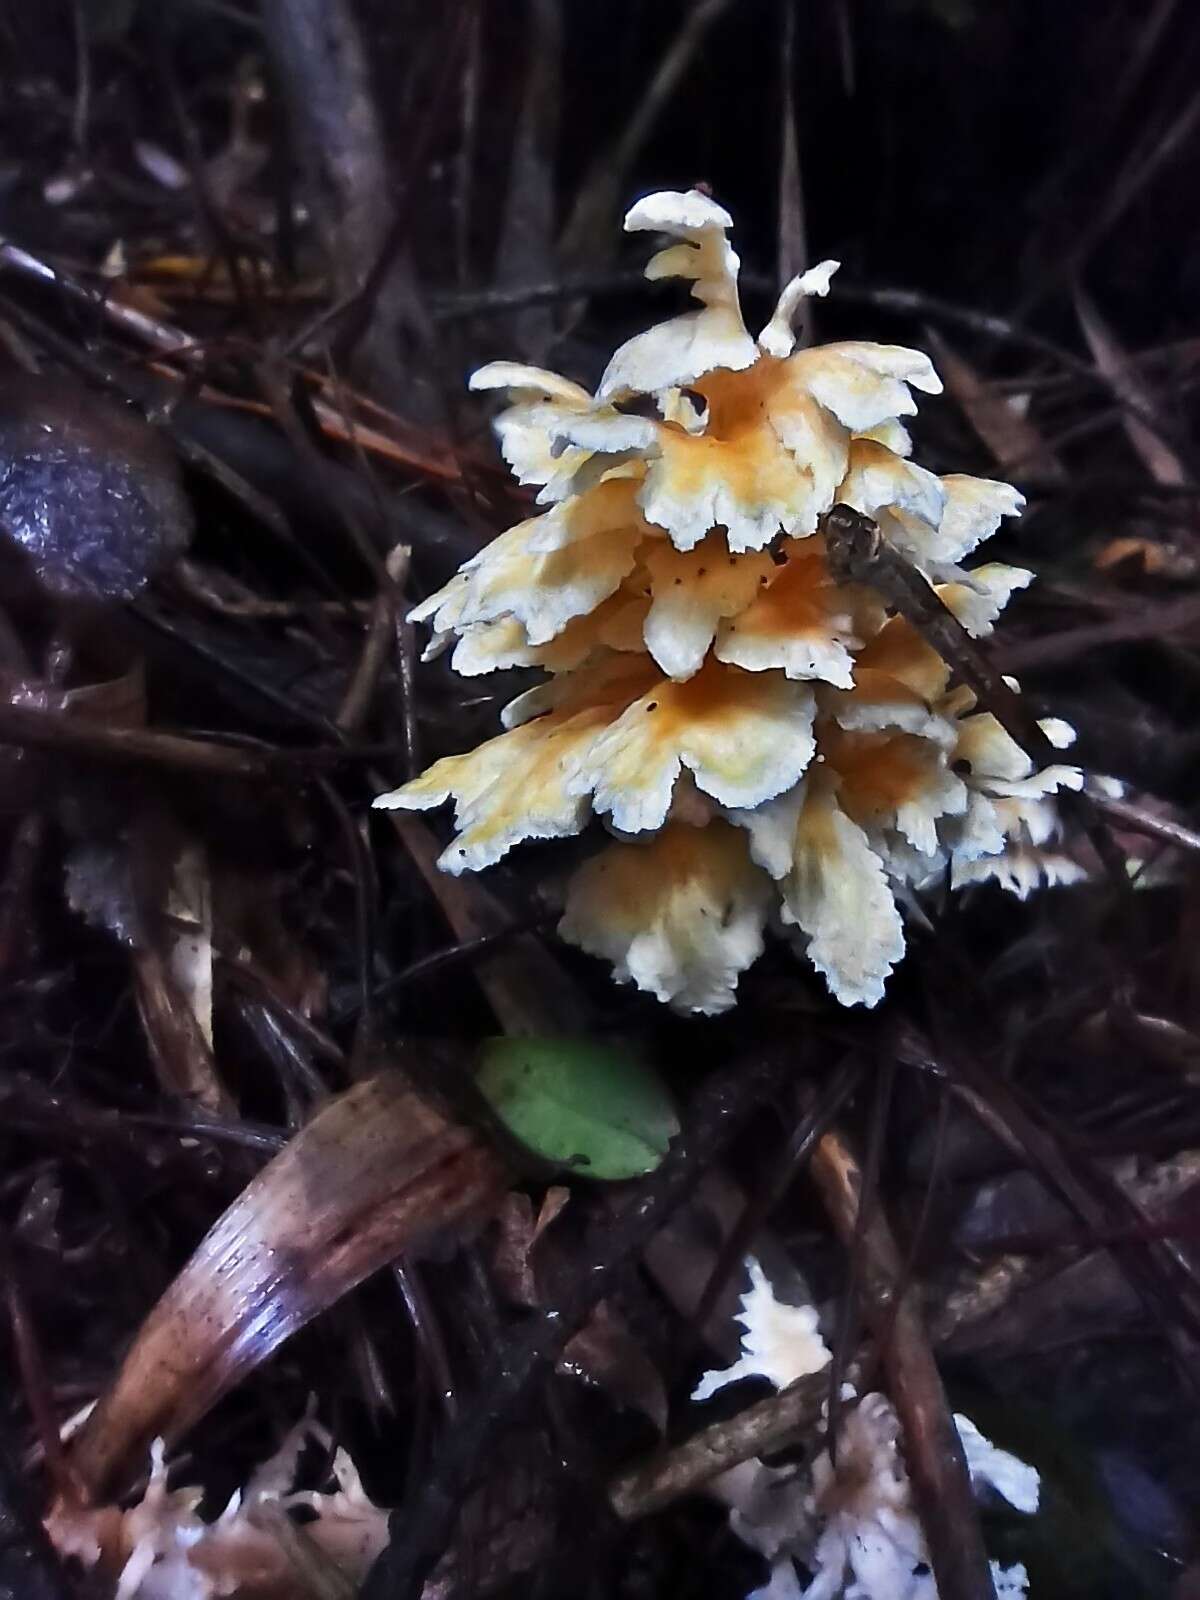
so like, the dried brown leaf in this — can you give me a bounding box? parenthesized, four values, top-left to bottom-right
(1094, 536, 1199, 581)
(927, 329, 1065, 482)
(1075, 286, 1192, 486)
(489, 1189, 664, 1431)
(491, 1187, 570, 1307)
(66, 1072, 510, 1500)
(560, 1301, 668, 1436)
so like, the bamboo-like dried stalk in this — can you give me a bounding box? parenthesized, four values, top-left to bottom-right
(66, 1072, 509, 1501)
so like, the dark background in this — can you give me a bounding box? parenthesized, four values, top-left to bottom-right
(1, 5, 1199, 1600)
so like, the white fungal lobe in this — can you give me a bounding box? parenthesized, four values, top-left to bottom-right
(376, 190, 1080, 1014)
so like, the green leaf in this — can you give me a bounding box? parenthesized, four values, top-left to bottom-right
(476, 1036, 680, 1180)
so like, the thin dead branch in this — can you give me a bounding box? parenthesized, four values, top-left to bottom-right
(810, 1126, 997, 1600)
(0, 703, 276, 778)
(609, 1363, 836, 1522)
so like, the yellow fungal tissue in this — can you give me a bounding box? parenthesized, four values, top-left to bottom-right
(375, 191, 1085, 1014)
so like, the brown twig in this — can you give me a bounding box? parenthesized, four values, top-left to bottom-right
(0, 241, 460, 482)
(689, 1058, 864, 1343)
(432, 265, 1192, 469)
(820, 504, 1135, 885)
(0, 703, 275, 778)
(998, 592, 1200, 671)
(0, 239, 201, 360)
(609, 1364, 835, 1522)
(1, 1232, 81, 1505)
(365, 921, 543, 1015)
(809, 1126, 997, 1600)
(897, 1023, 1200, 1360)
(821, 504, 1058, 764)
(1075, 287, 1192, 487)
(174, 559, 372, 620)
(1091, 793, 1200, 857)
(336, 553, 405, 734)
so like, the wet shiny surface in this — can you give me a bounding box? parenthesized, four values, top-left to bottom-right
(0, 375, 192, 602)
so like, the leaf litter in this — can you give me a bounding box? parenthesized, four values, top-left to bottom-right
(1, 5, 1199, 1600)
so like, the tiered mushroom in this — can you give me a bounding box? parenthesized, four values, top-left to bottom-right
(375, 191, 1084, 1014)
